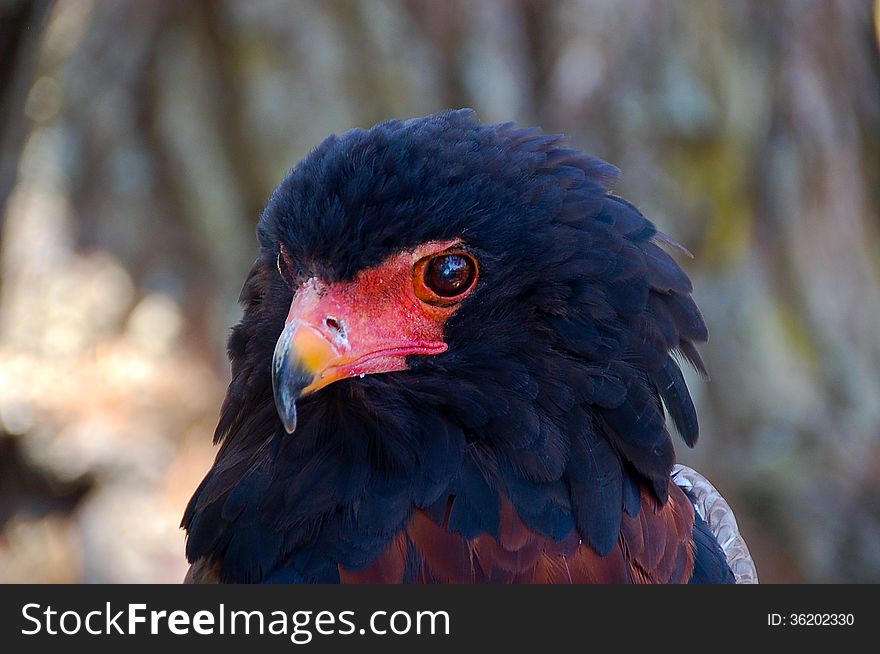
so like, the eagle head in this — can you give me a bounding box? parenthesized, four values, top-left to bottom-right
(183, 109, 709, 583)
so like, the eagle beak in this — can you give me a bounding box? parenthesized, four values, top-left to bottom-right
(272, 310, 447, 434)
(271, 319, 340, 434)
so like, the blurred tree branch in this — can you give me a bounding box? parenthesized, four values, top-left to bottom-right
(0, 0, 52, 261)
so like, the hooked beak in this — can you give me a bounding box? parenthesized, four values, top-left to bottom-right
(271, 277, 449, 434)
(271, 319, 336, 434)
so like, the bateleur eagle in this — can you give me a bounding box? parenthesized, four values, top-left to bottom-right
(182, 109, 756, 584)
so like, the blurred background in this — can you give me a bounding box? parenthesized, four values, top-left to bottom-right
(1, 0, 879, 583)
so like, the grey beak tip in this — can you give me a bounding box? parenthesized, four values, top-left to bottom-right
(273, 381, 300, 434)
(281, 410, 297, 434)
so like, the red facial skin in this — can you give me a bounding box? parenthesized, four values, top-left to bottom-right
(283, 239, 474, 396)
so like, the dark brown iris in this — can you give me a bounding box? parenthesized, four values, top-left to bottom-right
(424, 253, 477, 298)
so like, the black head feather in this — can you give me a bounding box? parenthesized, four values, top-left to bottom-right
(182, 109, 708, 582)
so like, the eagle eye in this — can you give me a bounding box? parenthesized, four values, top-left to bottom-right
(276, 244, 297, 287)
(414, 251, 478, 305)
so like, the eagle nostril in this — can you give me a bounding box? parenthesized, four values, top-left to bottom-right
(325, 316, 343, 335)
